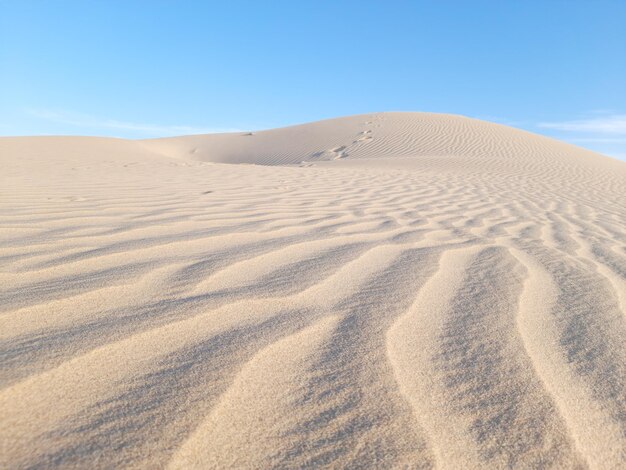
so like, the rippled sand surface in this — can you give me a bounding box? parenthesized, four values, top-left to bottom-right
(1, 113, 625, 469)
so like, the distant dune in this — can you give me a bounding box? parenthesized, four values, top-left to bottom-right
(1, 112, 625, 469)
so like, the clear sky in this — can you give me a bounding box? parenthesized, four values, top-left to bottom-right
(1, 1, 625, 159)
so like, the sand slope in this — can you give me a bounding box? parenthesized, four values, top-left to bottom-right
(0, 112, 625, 469)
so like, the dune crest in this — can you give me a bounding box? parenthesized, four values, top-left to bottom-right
(1, 112, 625, 469)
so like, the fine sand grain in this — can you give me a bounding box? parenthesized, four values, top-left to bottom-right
(1, 112, 625, 468)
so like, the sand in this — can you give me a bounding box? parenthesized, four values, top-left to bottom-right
(0, 112, 624, 469)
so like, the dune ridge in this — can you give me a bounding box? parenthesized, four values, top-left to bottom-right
(1, 112, 625, 469)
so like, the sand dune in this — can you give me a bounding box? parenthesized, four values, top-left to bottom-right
(0, 112, 625, 469)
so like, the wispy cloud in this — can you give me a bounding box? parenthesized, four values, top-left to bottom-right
(568, 137, 626, 143)
(533, 113, 626, 160)
(538, 114, 626, 135)
(26, 108, 241, 136)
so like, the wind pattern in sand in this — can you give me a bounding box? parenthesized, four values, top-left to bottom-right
(1, 113, 625, 469)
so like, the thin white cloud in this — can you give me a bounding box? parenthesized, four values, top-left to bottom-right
(538, 114, 626, 135)
(26, 108, 241, 136)
(568, 137, 626, 143)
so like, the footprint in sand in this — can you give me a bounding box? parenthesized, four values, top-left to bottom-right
(330, 145, 349, 159)
(354, 129, 373, 143)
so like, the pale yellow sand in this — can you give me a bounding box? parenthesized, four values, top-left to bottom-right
(0, 112, 625, 469)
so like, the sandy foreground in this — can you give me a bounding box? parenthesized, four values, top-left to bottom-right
(0, 112, 625, 469)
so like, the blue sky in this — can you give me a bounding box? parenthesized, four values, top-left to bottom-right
(1, 1, 625, 159)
